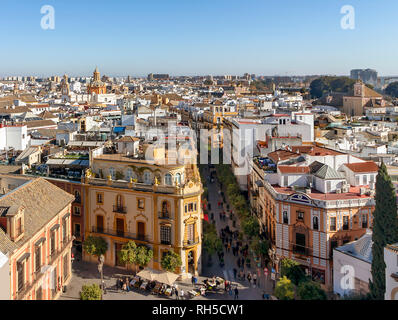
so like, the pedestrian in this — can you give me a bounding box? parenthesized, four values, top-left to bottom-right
(253, 273, 257, 287)
(227, 242, 231, 253)
(175, 288, 179, 300)
(191, 275, 195, 286)
(233, 268, 237, 280)
(234, 287, 239, 300)
(237, 258, 241, 269)
(224, 243, 228, 251)
(179, 289, 184, 300)
(247, 272, 252, 284)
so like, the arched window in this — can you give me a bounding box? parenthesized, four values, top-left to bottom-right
(126, 168, 133, 180)
(313, 216, 319, 230)
(143, 171, 152, 184)
(165, 173, 172, 186)
(175, 173, 181, 185)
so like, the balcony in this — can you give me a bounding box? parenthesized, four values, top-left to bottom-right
(292, 244, 312, 257)
(91, 226, 150, 242)
(158, 212, 173, 220)
(113, 205, 127, 214)
(183, 237, 200, 247)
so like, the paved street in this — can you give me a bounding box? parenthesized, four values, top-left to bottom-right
(60, 165, 273, 300)
(200, 165, 275, 298)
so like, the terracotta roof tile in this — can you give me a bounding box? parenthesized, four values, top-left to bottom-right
(344, 162, 378, 173)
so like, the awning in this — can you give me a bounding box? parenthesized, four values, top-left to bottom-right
(136, 268, 179, 286)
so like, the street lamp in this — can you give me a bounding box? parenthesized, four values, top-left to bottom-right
(98, 254, 106, 294)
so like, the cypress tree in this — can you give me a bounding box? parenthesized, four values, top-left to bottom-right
(369, 162, 398, 299)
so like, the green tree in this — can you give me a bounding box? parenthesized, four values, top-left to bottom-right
(203, 220, 223, 261)
(385, 82, 398, 98)
(118, 240, 137, 270)
(242, 216, 260, 239)
(135, 245, 153, 269)
(161, 250, 182, 272)
(369, 162, 398, 299)
(204, 79, 213, 86)
(274, 276, 295, 300)
(80, 284, 102, 300)
(280, 258, 308, 285)
(83, 236, 108, 258)
(297, 281, 327, 300)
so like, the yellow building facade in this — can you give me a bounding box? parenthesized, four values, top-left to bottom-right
(82, 154, 203, 277)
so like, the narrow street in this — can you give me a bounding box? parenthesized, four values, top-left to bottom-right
(200, 165, 275, 299)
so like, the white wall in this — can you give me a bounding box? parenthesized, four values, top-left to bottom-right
(385, 247, 398, 300)
(0, 125, 28, 151)
(0, 252, 10, 300)
(333, 249, 372, 297)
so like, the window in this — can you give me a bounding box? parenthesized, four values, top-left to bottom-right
(343, 216, 349, 230)
(160, 225, 171, 245)
(175, 173, 182, 185)
(74, 190, 81, 203)
(109, 168, 115, 179)
(74, 223, 81, 238)
(73, 206, 81, 216)
(187, 224, 195, 243)
(330, 217, 336, 231)
(295, 233, 306, 254)
(35, 245, 41, 273)
(326, 181, 331, 193)
(370, 175, 375, 183)
(96, 193, 103, 205)
(62, 218, 67, 243)
(313, 216, 319, 230)
(355, 176, 360, 185)
(165, 173, 172, 185)
(96, 215, 104, 233)
(363, 175, 367, 185)
(17, 262, 25, 291)
(116, 195, 123, 207)
(50, 230, 56, 255)
(137, 199, 145, 210)
(126, 168, 133, 180)
(143, 171, 152, 184)
(362, 214, 368, 228)
(283, 211, 288, 224)
(161, 201, 170, 218)
(297, 211, 304, 221)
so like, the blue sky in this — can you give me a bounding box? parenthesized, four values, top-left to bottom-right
(0, 0, 397, 77)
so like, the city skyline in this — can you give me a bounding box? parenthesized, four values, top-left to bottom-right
(0, 0, 397, 77)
